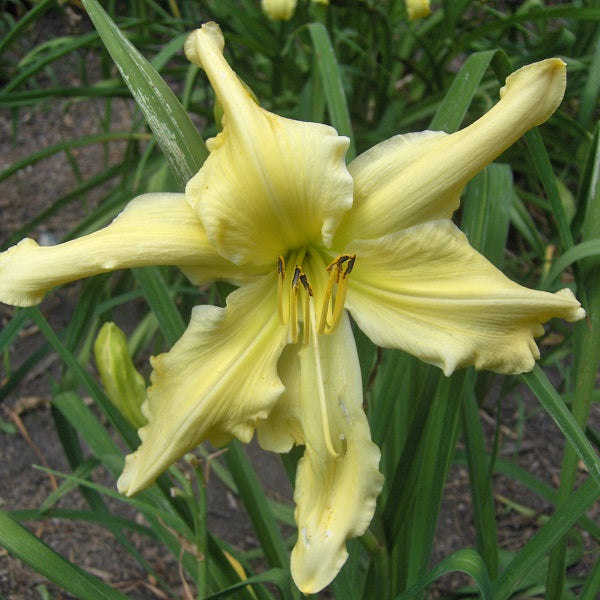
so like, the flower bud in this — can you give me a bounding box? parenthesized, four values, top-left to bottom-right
(94, 322, 147, 428)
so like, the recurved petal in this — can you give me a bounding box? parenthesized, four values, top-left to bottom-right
(337, 59, 567, 243)
(184, 23, 353, 266)
(118, 275, 288, 496)
(346, 220, 585, 375)
(0, 193, 252, 308)
(258, 313, 383, 593)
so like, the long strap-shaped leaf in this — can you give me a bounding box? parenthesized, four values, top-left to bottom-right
(394, 549, 494, 600)
(307, 22, 356, 160)
(546, 122, 600, 599)
(0, 510, 130, 600)
(81, 0, 207, 187)
(491, 477, 600, 600)
(428, 49, 508, 133)
(520, 365, 600, 489)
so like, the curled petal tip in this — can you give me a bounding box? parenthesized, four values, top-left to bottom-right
(500, 58, 567, 127)
(554, 287, 586, 322)
(0, 238, 47, 307)
(184, 21, 224, 69)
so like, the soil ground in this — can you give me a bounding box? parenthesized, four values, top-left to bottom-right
(0, 5, 598, 600)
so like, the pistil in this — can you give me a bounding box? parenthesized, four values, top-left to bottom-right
(307, 298, 346, 460)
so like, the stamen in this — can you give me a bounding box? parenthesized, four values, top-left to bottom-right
(299, 272, 312, 296)
(277, 255, 286, 325)
(299, 272, 313, 345)
(289, 265, 301, 344)
(318, 254, 356, 335)
(318, 267, 335, 335)
(291, 265, 301, 288)
(329, 275, 348, 332)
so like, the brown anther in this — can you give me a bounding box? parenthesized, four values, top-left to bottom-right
(343, 255, 356, 277)
(299, 273, 313, 296)
(277, 255, 285, 276)
(292, 265, 302, 290)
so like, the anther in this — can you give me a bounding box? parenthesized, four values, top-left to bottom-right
(277, 255, 285, 276)
(344, 255, 355, 276)
(292, 265, 301, 289)
(299, 273, 313, 296)
(277, 255, 286, 325)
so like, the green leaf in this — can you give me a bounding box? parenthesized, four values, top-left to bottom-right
(520, 366, 600, 488)
(204, 568, 294, 600)
(492, 477, 600, 600)
(544, 239, 600, 285)
(133, 266, 186, 346)
(307, 22, 356, 160)
(395, 372, 466, 591)
(0, 510, 130, 600)
(0, 0, 55, 57)
(462, 163, 512, 268)
(429, 50, 504, 133)
(27, 308, 138, 452)
(223, 442, 290, 573)
(578, 31, 600, 129)
(460, 377, 499, 579)
(81, 0, 207, 188)
(524, 129, 574, 251)
(394, 549, 494, 600)
(546, 120, 600, 599)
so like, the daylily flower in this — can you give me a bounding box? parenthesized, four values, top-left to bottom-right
(261, 0, 328, 21)
(406, 0, 431, 20)
(262, 0, 297, 21)
(0, 22, 585, 593)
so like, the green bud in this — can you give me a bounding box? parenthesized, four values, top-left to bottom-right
(94, 322, 147, 429)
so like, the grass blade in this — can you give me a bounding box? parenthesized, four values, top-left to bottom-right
(0, 510, 130, 600)
(223, 441, 291, 574)
(520, 365, 600, 488)
(81, 0, 207, 187)
(492, 477, 600, 600)
(394, 549, 493, 600)
(546, 120, 600, 598)
(524, 129, 574, 251)
(133, 266, 186, 346)
(307, 22, 356, 160)
(429, 50, 502, 133)
(461, 380, 499, 580)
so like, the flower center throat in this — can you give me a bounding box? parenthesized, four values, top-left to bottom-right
(276, 252, 356, 345)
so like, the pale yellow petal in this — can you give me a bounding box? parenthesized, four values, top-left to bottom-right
(118, 275, 287, 496)
(346, 220, 585, 375)
(258, 313, 383, 593)
(184, 23, 353, 266)
(406, 0, 431, 19)
(261, 0, 297, 20)
(337, 59, 566, 243)
(0, 193, 251, 307)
